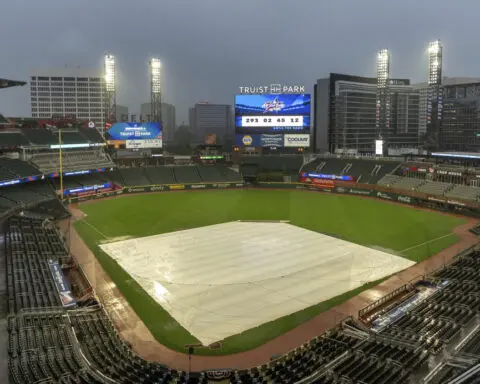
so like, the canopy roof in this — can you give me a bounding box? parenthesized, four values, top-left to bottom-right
(0, 78, 27, 89)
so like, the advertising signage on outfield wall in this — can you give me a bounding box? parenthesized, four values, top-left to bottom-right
(120, 183, 244, 195)
(303, 178, 335, 188)
(300, 172, 355, 181)
(63, 183, 112, 196)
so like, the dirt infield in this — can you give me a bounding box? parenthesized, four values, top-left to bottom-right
(66, 196, 479, 372)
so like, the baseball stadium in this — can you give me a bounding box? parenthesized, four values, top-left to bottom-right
(1, 48, 480, 383)
(1, 127, 480, 383)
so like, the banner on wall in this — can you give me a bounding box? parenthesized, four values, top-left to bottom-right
(48, 259, 76, 308)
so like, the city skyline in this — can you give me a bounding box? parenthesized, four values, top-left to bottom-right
(2, 0, 480, 123)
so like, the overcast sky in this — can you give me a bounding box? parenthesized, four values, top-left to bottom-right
(1, 0, 479, 123)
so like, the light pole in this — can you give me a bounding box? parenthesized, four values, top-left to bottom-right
(58, 127, 64, 201)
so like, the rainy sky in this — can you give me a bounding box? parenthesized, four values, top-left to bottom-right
(1, 0, 479, 123)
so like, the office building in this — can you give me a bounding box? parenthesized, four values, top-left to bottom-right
(116, 105, 128, 122)
(441, 80, 480, 152)
(314, 73, 420, 154)
(189, 102, 233, 146)
(411, 84, 429, 136)
(30, 68, 105, 127)
(140, 102, 176, 146)
(413, 77, 480, 139)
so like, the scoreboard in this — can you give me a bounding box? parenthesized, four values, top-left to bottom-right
(235, 94, 310, 134)
(235, 93, 311, 147)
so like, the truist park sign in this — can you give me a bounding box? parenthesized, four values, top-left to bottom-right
(239, 84, 306, 94)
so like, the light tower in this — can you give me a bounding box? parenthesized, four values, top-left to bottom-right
(426, 40, 443, 149)
(103, 54, 117, 135)
(375, 48, 391, 155)
(150, 58, 162, 122)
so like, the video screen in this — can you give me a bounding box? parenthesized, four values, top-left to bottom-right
(235, 94, 311, 134)
(106, 122, 162, 141)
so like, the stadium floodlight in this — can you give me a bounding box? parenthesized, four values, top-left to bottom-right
(428, 40, 442, 86)
(103, 53, 117, 134)
(426, 40, 443, 146)
(375, 48, 391, 152)
(150, 58, 161, 94)
(376, 49, 390, 88)
(428, 40, 441, 55)
(104, 54, 116, 92)
(150, 57, 162, 123)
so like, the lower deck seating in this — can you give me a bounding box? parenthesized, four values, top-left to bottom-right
(118, 168, 150, 186)
(445, 185, 480, 202)
(31, 150, 114, 174)
(301, 158, 401, 184)
(0, 182, 57, 212)
(197, 165, 228, 182)
(8, 312, 107, 384)
(377, 174, 402, 186)
(116, 165, 242, 186)
(144, 166, 175, 184)
(71, 310, 193, 384)
(173, 166, 202, 183)
(6, 217, 65, 314)
(393, 177, 426, 191)
(218, 166, 243, 182)
(416, 181, 453, 196)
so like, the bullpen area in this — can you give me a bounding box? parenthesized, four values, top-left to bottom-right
(74, 189, 464, 355)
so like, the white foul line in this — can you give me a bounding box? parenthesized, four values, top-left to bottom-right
(399, 233, 455, 254)
(79, 218, 109, 239)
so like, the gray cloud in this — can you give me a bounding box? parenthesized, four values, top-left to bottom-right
(1, 0, 480, 122)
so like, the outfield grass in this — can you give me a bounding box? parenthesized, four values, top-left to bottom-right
(74, 189, 464, 355)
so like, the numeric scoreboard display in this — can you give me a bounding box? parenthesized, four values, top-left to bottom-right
(241, 115, 305, 128)
(235, 94, 310, 134)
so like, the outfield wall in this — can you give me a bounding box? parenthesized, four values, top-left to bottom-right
(258, 181, 480, 219)
(67, 180, 480, 219)
(67, 182, 245, 202)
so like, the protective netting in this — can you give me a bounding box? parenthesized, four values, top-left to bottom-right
(100, 222, 414, 346)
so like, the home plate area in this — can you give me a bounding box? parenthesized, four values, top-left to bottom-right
(100, 221, 414, 346)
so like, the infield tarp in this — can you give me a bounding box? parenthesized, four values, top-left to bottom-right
(100, 221, 414, 346)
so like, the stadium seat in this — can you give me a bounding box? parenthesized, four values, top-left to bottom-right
(0, 131, 30, 147)
(445, 185, 480, 202)
(173, 166, 202, 183)
(78, 128, 104, 143)
(416, 181, 454, 196)
(30, 149, 114, 174)
(21, 128, 56, 146)
(301, 157, 402, 184)
(58, 131, 88, 144)
(144, 166, 176, 184)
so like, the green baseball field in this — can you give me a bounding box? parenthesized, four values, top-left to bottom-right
(74, 189, 464, 355)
